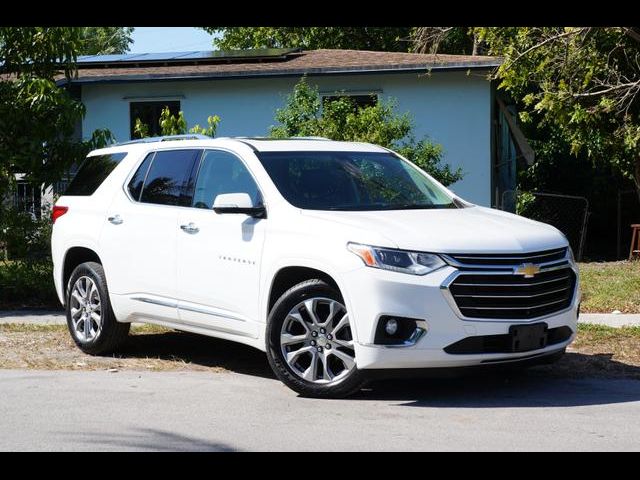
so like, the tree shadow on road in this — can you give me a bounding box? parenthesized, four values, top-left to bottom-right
(355, 352, 640, 408)
(58, 427, 239, 452)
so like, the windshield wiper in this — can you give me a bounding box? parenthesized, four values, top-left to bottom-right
(318, 203, 457, 211)
(378, 203, 457, 210)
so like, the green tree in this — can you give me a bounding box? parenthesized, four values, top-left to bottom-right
(190, 115, 221, 137)
(475, 27, 640, 200)
(0, 27, 86, 198)
(202, 27, 413, 52)
(79, 27, 134, 55)
(133, 118, 149, 139)
(0, 27, 117, 271)
(158, 106, 187, 135)
(270, 77, 463, 186)
(134, 109, 221, 138)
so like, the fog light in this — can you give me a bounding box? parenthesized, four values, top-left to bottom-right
(384, 318, 399, 335)
(374, 316, 422, 346)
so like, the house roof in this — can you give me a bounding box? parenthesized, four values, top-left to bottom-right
(56, 49, 502, 85)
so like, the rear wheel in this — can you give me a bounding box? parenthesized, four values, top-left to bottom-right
(266, 279, 366, 398)
(66, 261, 130, 355)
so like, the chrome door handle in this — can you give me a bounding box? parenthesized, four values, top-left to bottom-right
(180, 222, 199, 234)
(107, 215, 123, 225)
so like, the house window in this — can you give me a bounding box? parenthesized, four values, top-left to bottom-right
(129, 101, 180, 139)
(322, 94, 378, 110)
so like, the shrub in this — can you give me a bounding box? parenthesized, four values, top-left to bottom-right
(0, 206, 57, 308)
(0, 260, 58, 308)
(0, 207, 52, 262)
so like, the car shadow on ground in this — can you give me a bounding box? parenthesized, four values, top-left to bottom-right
(114, 331, 640, 408)
(356, 355, 640, 408)
(117, 330, 275, 379)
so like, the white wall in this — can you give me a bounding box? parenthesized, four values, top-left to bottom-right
(81, 71, 492, 205)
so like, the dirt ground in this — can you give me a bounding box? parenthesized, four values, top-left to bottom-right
(1, 323, 639, 380)
(0, 324, 272, 377)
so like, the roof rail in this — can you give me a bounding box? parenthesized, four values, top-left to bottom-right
(116, 134, 211, 146)
(232, 136, 331, 141)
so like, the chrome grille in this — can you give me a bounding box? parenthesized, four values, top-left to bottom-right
(443, 248, 576, 320)
(447, 247, 567, 267)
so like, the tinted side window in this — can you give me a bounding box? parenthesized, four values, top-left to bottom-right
(65, 153, 127, 196)
(127, 153, 154, 201)
(140, 149, 201, 206)
(192, 150, 261, 209)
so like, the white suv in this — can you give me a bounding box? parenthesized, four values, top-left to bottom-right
(51, 135, 580, 397)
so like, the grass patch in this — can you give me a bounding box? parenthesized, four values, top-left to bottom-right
(577, 322, 640, 337)
(578, 261, 640, 313)
(571, 323, 640, 365)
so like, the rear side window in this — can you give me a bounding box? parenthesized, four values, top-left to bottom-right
(138, 149, 201, 206)
(65, 152, 127, 196)
(127, 153, 154, 201)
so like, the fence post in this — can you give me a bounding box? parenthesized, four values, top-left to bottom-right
(578, 210, 589, 262)
(617, 190, 622, 260)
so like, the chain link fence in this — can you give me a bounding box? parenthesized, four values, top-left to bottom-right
(500, 190, 590, 261)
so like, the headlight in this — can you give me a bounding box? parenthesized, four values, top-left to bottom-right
(347, 242, 446, 275)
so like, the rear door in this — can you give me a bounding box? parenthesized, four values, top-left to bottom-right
(99, 148, 201, 322)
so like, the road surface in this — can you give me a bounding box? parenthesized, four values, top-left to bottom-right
(1, 369, 638, 451)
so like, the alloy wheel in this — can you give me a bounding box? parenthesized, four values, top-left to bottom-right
(69, 276, 103, 342)
(280, 297, 356, 384)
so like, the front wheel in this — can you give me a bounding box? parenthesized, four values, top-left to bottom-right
(266, 279, 366, 398)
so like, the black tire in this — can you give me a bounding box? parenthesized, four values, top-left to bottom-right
(66, 261, 130, 355)
(266, 279, 366, 398)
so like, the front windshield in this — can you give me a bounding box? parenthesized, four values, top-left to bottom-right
(256, 151, 456, 211)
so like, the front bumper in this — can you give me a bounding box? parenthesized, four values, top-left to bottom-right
(340, 265, 579, 370)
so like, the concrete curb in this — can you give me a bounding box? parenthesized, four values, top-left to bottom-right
(0, 310, 65, 325)
(578, 313, 640, 328)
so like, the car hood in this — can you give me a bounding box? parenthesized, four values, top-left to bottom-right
(300, 206, 568, 253)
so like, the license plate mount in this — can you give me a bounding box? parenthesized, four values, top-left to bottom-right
(509, 323, 548, 353)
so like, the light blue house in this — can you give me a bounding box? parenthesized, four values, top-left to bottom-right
(59, 48, 527, 207)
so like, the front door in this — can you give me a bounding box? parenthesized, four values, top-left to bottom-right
(176, 149, 266, 338)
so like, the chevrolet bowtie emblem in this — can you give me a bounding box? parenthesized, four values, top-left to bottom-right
(515, 263, 541, 278)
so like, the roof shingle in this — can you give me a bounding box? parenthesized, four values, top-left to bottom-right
(60, 49, 502, 84)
